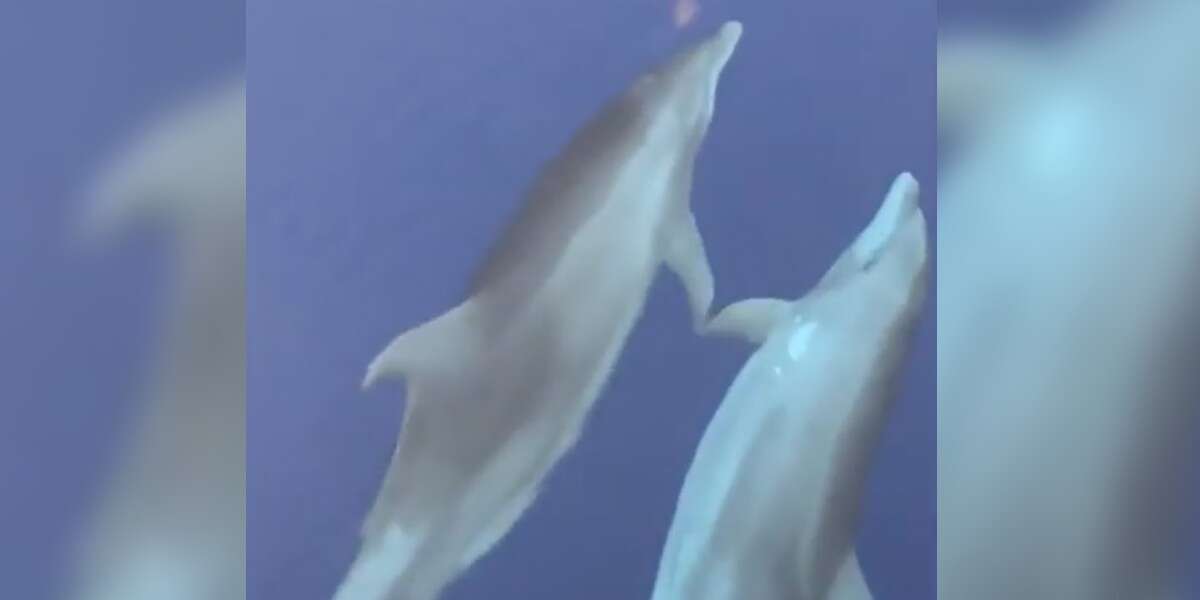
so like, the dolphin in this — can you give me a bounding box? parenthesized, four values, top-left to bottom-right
(339, 21, 744, 600)
(70, 76, 246, 600)
(938, 2, 1200, 597)
(651, 173, 928, 600)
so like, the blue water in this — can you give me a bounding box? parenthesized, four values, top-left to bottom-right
(7, 0, 1192, 598)
(248, 1, 933, 598)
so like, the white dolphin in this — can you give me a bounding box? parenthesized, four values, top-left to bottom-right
(650, 173, 928, 600)
(70, 76, 246, 600)
(339, 21, 745, 600)
(938, 1, 1200, 597)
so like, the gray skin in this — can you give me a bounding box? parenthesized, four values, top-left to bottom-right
(72, 77, 246, 600)
(938, 2, 1200, 598)
(652, 174, 928, 600)
(342, 22, 744, 600)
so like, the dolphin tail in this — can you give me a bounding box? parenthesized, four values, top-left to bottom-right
(362, 300, 480, 392)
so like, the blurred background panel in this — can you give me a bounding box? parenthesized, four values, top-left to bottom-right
(940, 0, 1096, 29)
(0, 2, 243, 599)
(938, 0, 1198, 597)
(248, 1, 934, 599)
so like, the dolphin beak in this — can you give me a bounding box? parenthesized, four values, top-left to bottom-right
(850, 172, 921, 268)
(684, 20, 742, 111)
(710, 21, 744, 73)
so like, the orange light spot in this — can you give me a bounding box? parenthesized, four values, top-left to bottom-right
(673, 0, 699, 28)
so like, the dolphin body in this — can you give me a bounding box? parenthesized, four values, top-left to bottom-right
(71, 77, 246, 600)
(339, 21, 744, 600)
(938, 2, 1200, 597)
(652, 174, 928, 600)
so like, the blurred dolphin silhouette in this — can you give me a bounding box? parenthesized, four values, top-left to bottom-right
(71, 76, 245, 600)
(652, 173, 928, 600)
(938, 1, 1200, 597)
(339, 21, 744, 600)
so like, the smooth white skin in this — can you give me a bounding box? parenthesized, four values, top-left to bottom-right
(72, 77, 246, 600)
(653, 174, 928, 600)
(341, 22, 744, 600)
(938, 2, 1200, 598)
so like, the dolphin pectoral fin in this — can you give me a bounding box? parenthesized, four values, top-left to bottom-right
(363, 300, 477, 392)
(703, 298, 791, 345)
(663, 211, 716, 331)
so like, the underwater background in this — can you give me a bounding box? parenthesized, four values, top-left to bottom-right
(248, 1, 933, 599)
(2, 0, 1192, 598)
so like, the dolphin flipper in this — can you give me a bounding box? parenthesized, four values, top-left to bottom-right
(663, 211, 716, 330)
(704, 298, 792, 344)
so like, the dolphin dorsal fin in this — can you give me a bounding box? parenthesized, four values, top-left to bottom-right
(362, 300, 479, 392)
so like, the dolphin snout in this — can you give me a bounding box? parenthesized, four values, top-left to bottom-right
(852, 172, 920, 269)
(720, 21, 743, 45)
(709, 21, 743, 71)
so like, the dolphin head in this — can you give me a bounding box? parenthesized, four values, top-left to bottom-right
(816, 173, 928, 305)
(629, 20, 743, 145)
